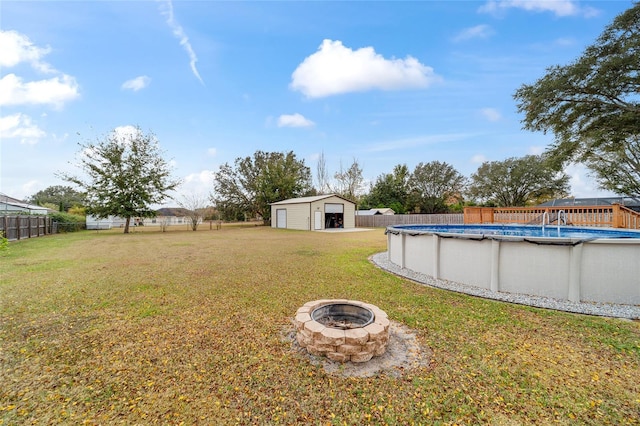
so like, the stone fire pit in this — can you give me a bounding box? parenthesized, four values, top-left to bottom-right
(294, 299, 390, 363)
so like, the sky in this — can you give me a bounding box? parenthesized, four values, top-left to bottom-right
(1, 0, 636, 206)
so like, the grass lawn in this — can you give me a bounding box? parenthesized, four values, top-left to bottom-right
(1, 226, 638, 425)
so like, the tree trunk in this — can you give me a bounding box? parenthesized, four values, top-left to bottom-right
(124, 217, 131, 234)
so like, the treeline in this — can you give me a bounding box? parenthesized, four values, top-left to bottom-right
(211, 151, 570, 221)
(26, 150, 571, 224)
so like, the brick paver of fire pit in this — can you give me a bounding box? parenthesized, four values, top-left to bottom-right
(294, 299, 391, 363)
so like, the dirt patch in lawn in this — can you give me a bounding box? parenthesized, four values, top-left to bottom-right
(286, 320, 433, 378)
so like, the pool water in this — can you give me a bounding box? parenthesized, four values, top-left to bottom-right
(392, 224, 640, 239)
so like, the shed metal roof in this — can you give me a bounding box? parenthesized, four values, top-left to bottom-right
(270, 194, 355, 205)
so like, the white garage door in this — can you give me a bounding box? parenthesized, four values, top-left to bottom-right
(276, 209, 287, 228)
(325, 203, 344, 213)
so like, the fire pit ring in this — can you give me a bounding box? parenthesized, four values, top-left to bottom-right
(294, 299, 390, 363)
(311, 303, 375, 329)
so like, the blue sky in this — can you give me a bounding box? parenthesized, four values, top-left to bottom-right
(1, 0, 635, 204)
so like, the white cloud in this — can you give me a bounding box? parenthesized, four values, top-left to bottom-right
(0, 113, 46, 145)
(0, 30, 79, 109)
(480, 107, 501, 122)
(0, 30, 54, 73)
(122, 75, 151, 91)
(453, 25, 494, 42)
(21, 180, 41, 196)
(528, 145, 544, 155)
(471, 154, 488, 164)
(170, 170, 214, 201)
(367, 133, 470, 152)
(158, 0, 204, 85)
(0, 73, 79, 108)
(479, 0, 597, 17)
(207, 148, 217, 157)
(290, 39, 441, 98)
(277, 113, 315, 128)
(553, 37, 575, 47)
(564, 163, 616, 198)
(184, 170, 213, 185)
(112, 125, 142, 145)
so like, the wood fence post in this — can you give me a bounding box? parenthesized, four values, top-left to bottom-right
(481, 207, 494, 224)
(612, 203, 621, 228)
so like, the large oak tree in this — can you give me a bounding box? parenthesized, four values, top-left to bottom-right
(468, 155, 570, 207)
(26, 185, 84, 212)
(514, 3, 640, 197)
(61, 126, 180, 233)
(361, 164, 411, 213)
(212, 151, 313, 223)
(409, 161, 466, 213)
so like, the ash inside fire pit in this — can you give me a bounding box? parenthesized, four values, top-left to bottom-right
(311, 303, 374, 330)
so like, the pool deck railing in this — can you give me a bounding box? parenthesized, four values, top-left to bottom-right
(464, 204, 640, 230)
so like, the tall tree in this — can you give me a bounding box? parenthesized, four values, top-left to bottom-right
(60, 126, 181, 233)
(26, 185, 84, 212)
(333, 158, 365, 202)
(468, 155, 570, 207)
(211, 151, 312, 223)
(409, 161, 466, 213)
(514, 3, 640, 197)
(361, 164, 410, 213)
(315, 151, 330, 195)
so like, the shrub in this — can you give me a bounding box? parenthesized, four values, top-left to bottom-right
(68, 205, 86, 216)
(50, 212, 86, 232)
(0, 232, 8, 253)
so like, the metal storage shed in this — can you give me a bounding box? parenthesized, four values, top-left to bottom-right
(270, 194, 356, 231)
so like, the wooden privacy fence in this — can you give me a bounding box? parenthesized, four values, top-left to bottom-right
(0, 215, 55, 241)
(463, 204, 640, 229)
(355, 213, 463, 228)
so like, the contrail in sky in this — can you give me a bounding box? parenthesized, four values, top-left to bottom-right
(159, 0, 204, 85)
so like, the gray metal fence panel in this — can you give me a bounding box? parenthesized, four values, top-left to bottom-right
(355, 213, 464, 228)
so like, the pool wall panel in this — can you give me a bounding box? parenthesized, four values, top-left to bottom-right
(498, 243, 570, 300)
(580, 241, 640, 304)
(388, 233, 403, 266)
(404, 234, 435, 276)
(439, 238, 492, 289)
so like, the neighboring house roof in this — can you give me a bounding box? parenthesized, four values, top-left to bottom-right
(270, 194, 356, 205)
(539, 197, 640, 208)
(374, 208, 395, 215)
(356, 208, 396, 215)
(155, 207, 191, 217)
(0, 193, 50, 214)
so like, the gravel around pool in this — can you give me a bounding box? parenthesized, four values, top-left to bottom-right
(370, 252, 640, 320)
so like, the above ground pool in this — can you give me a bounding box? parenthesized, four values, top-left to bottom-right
(390, 224, 640, 240)
(385, 224, 640, 306)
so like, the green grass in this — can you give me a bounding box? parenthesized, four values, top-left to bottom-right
(1, 227, 639, 425)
